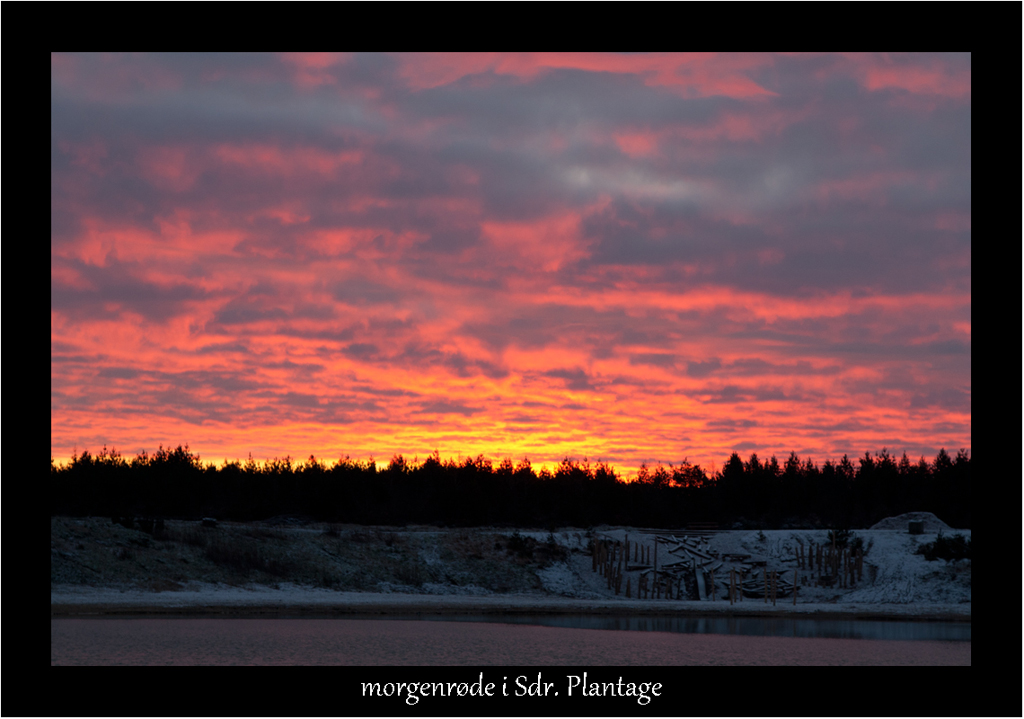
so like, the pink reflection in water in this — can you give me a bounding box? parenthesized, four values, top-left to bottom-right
(51, 618, 970, 666)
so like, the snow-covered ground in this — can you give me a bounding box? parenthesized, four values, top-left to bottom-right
(51, 515, 969, 620)
(49, 583, 969, 621)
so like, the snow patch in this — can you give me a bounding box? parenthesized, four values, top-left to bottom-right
(537, 561, 590, 598)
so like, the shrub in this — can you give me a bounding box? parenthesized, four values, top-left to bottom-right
(505, 530, 567, 566)
(394, 562, 426, 587)
(916, 532, 971, 562)
(507, 530, 531, 559)
(111, 516, 135, 530)
(827, 528, 852, 548)
(170, 524, 208, 548)
(203, 536, 297, 576)
(535, 537, 569, 567)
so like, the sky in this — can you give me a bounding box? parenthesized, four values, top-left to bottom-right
(51, 53, 971, 475)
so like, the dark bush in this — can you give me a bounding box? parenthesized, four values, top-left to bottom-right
(394, 562, 426, 587)
(111, 516, 135, 530)
(507, 530, 531, 559)
(170, 524, 208, 548)
(203, 536, 298, 576)
(916, 532, 971, 562)
(504, 530, 567, 566)
(827, 528, 852, 548)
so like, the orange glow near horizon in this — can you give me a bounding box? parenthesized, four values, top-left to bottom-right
(52, 53, 970, 479)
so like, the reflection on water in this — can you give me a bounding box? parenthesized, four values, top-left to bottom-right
(419, 614, 971, 642)
(51, 618, 971, 666)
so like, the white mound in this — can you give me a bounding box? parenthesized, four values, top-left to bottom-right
(869, 512, 951, 531)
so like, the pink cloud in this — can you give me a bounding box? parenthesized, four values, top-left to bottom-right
(395, 52, 777, 98)
(862, 62, 971, 98)
(279, 52, 351, 86)
(481, 212, 589, 272)
(214, 144, 363, 176)
(137, 146, 204, 192)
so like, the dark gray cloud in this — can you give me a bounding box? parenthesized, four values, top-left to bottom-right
(416, 400, 481, 416)
(630, 352, 678, 368)
(686, 359, 722, 378)
(543, 367, 596, 391)
(332, 278, 402, 306)
(96, 367, 143, 380)
(706, 418, 760, 430)
(51, 254, 212, 322)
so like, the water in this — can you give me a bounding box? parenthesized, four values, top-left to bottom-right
(418, 613, 970, 641)
(51, 617, 970, 665)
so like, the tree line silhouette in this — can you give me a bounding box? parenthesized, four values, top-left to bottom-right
(50, 445, 971, 529)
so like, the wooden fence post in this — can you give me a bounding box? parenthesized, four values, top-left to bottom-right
(653, 539, 658, 601)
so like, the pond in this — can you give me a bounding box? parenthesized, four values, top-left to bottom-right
(51, 616, 970, 665)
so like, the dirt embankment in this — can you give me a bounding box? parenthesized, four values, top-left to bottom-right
(51, 517, 583, 595)
(51, 517, 970, 618)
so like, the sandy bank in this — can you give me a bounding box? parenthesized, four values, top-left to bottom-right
(52, 518, 971, 623)
(51, 586, 969, 622)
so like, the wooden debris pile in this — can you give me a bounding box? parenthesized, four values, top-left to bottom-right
(591, 530, 865, 605)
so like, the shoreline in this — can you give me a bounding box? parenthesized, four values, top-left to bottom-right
(52, 519, 971, 624)
(51, 589, 970, 623)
